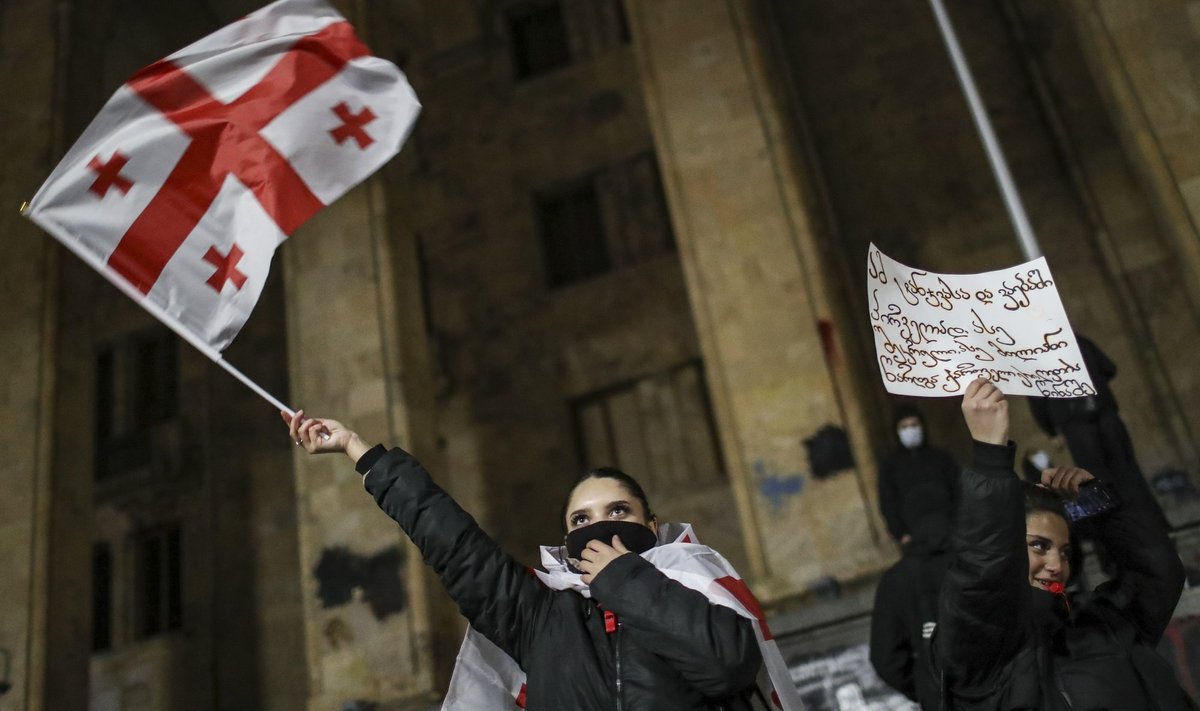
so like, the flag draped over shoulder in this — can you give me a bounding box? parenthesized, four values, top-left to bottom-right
(25, 0, 420, 351)
(443, 523, 805, 711)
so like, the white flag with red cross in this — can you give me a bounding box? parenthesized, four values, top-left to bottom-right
(25, 0, 420, 352)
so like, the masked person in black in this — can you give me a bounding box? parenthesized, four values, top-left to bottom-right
(283, 410, 793, 711)
(877, 405, 961, 548)
(934, 379, 1194, 710)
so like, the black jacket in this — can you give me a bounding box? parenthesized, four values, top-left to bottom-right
(934, 441, 1194, 710)
(359, 446, 765, 711)
(870, 547, 951, 709)
(1028, 335, 1118, 436)
(878, 409, 960, 542)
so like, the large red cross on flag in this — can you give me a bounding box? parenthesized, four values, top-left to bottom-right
(25, 0, 420, 352)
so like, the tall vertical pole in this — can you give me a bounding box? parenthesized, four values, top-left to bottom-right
(928, 0, 1043, 260)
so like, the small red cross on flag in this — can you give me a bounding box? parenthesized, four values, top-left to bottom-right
(24, 0, 420, 352)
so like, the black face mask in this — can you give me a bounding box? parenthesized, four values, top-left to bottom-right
(565, 519, 659, 563)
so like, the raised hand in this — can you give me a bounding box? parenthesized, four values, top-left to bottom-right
(1040, 465, 1095, 499)
(281, 409, 370, 461)
(961, 378, 1008, 445)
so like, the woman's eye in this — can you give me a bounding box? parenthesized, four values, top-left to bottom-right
(610, 505, 629, 517)
(1029, 541, 1048, 553)
(571, 515, 588, 526)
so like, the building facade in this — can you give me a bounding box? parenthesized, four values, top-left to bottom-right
(2, 0, 1199, 709)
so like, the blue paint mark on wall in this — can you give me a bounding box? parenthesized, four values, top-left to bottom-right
(754, 460, 805, 511)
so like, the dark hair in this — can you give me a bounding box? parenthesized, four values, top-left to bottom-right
(1022, 482, 1067, 520)
(560, 467, 654, 532)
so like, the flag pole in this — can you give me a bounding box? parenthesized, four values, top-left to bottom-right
(927, 0, 1042, 261)
(24, 206, 295, 415)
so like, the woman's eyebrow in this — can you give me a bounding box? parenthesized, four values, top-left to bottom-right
(606, 499, 632, 510)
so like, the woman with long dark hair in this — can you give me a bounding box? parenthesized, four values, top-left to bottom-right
(283, 410, 800, 710)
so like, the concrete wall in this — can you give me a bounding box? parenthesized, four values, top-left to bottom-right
(0, 0, 61, 708)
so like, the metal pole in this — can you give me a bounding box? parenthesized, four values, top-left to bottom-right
(928, 0, 1043, 260)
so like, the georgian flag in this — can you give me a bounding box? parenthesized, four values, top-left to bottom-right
(442, 523, 805, 711)
(25, 0, 419, 351)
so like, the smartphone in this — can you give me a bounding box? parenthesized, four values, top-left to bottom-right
(1063, 480, 1118, 522)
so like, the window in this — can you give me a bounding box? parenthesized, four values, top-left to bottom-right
(572, 362, 725, 494)
(92, 543, 113, 651)
(95, 329, 179, 481)
(508, 2, 571, 79)
(538, 179, 611, 286)
(133, 525, 182, 639)
(537, 152, 675, 288)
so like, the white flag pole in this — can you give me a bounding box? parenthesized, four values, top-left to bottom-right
(21, 202, 295, 415)
(928, 0, 1042, 261)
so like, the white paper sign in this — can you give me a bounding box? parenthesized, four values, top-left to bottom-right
(866, 243, 1095, 397)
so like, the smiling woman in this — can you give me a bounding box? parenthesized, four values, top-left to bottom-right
(281, 410, 795, 711)
(932, 379, 1194, 710)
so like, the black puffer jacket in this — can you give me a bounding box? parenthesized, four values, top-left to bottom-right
(934, 442, 1194, 710)
(359, 446, 765, 711)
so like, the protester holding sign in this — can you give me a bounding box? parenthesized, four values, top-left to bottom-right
(282, 411, 802, 711)
(933, 379, 1193, 710)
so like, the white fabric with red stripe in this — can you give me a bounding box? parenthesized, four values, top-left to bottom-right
(441, 523, 804, 710)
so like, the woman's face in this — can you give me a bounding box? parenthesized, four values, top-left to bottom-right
(564, 477, 657, 534)
(1026, 511, 1071, 590)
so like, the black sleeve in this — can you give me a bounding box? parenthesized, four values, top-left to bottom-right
(935, 441, 1029, 694)
(362, 447, 551, 666)
(1090, 469, 1184, 644)
(878, 458, 906, 540)
(870, 566, 917, 700)
(589, 553, 763, 698)
(1027, 396, 1057, 437)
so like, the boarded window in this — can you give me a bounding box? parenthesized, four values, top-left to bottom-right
(573, 362, 725, 494)
(133, 525, 183, 639)
(94, 329, 179, 481)
(508, 2, 571, 79)
(92, 542, 113, 651)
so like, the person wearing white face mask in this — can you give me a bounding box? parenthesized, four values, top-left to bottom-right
(877, 405, 961, 550)
(871, 404, 961, 707)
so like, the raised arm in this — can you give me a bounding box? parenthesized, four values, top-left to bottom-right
(588, 552, 762, 698)
(1076, 468, 1184, 643)
(935, 380, 1029, 694)
(284, 411, 551, 665)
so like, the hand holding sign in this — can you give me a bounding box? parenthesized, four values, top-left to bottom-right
(866, 244, 1094, 397)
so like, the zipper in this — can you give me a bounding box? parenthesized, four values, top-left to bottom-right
(602, 609, 622, 711)
(614, 621, 623, 711)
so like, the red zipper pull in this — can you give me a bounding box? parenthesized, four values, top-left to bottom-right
(604, 609, 618, 634)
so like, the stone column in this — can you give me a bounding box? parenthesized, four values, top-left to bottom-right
(284, 175, 445, 708)
(624, 0, 892, 600)
(1069, 0, 1200, 317)
(0, 1, 64, 708)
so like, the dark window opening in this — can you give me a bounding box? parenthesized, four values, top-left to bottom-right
(92, 543, 113, 651)
(509, 2, 571, 79)
(134, 525, 182, 639)
(538, 180, 611, 286)
(536, 152, 675, 288)
(95, 329, 179, 481)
